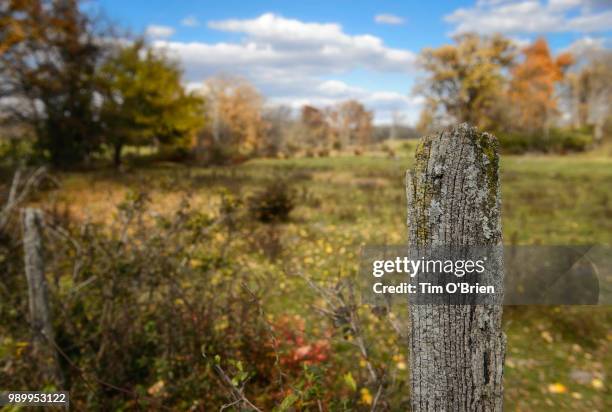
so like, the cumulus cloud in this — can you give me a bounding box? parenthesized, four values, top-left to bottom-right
(562, 36, 607, 57)
(374, 14, 405, 25)
(445, 0, 612, 35)
(152, 13, 419, 123)
(204, 13, 415, 71)
(181, 16, 200, 27)
(145, 25, 175, 39)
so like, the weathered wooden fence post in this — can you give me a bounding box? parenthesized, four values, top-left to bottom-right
(22, 208, 64, 386)
(406, 124, 505, 411)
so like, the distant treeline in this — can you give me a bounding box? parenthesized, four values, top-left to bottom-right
(415, 34, 611, 151)
(1, 1, 610, 170)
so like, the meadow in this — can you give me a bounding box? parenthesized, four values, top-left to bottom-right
(16, 140, 608, 410)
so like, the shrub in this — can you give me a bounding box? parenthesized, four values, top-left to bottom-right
(383, 146, 397, 158)
(550, 128, 592, 152)
(496, 131, 530, 154)
(248, 180, 296, 223)
(497, 128, 593, 154)
(0, 138, 36, 166)
(0, 191, 281, 410)
(156, 145, 194, 162)
(260, 142, 281, 158)
(317, 148, 330, 157)
(206, 143, 237, 165)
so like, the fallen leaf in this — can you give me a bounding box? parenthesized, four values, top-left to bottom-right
(547, 383, 567, 394)
(541, 331, 553, 343)
(591, 378, 604, 390)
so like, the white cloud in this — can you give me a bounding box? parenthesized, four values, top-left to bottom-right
(157, 36, 420, 122)
(374, 14, 405, 25)
(445, 0, 612, 35)
(548, 0, 581, 11)
(562, 36, 607, 56)
(204, 13, 415, 71)
(181, 16, 199, 27)
(209, 13, 344, 45)
(318, 80, 364, 96)
(151, 13, 419, 123)
(145, 25, 175, 39)
(566, 11, 612, 31)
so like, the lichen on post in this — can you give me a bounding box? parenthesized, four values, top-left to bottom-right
(406, 123, 505, 411)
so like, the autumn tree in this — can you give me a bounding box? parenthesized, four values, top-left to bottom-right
(565, 51, 612, 144)
(262, 105, 293, 155)
(300, 105, 330, 148)
(335, 100, 373, 146)
(415, 33, 514, 130)
(416, 100, 437, 135)
(567, 70, 592, 129)
(202, 76, 266, 155)
(0, 0, 105, 167)
(509, 38, 573, 133)
(99, 41, 205, 166)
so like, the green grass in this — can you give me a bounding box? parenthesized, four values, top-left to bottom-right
(41, 148, 611, 411)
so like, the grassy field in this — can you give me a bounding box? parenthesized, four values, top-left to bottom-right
(32, 142, 611, 411)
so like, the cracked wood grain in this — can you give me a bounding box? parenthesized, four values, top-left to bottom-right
(406, 124, 505, 412)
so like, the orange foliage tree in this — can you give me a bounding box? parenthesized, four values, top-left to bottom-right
(300, 105, 331, 148)
(299, 100, 373, 149)
(335, 100, 373, 146)
(509, 38, 573, 133)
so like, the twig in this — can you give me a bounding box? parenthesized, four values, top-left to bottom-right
(203, 353, 263, 412)
(1, 167, 49, 232)
(293, 268, 380, 383)
(370, 383, 384, 412)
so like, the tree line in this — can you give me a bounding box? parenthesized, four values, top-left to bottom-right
(416, 33, 611, 145)
(0, 1, 376, 168)
(2, 1, 610, 170)
(199, 76, 375, 162)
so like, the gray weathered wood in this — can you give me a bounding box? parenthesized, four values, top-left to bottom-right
(406, 124, 505, 411)
(22, 208, 63, 385)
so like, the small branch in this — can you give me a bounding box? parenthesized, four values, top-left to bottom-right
(203, 353, 263, 412)
(291, 267, 381, 384)
(370, 383, 384, 412)
(1, 167, 51, 233)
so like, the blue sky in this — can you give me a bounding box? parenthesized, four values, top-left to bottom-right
(93, 0, 612, 124)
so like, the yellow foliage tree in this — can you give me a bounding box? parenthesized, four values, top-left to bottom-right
(416, 33, 514, 130)
(203, 76, 266, 154)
